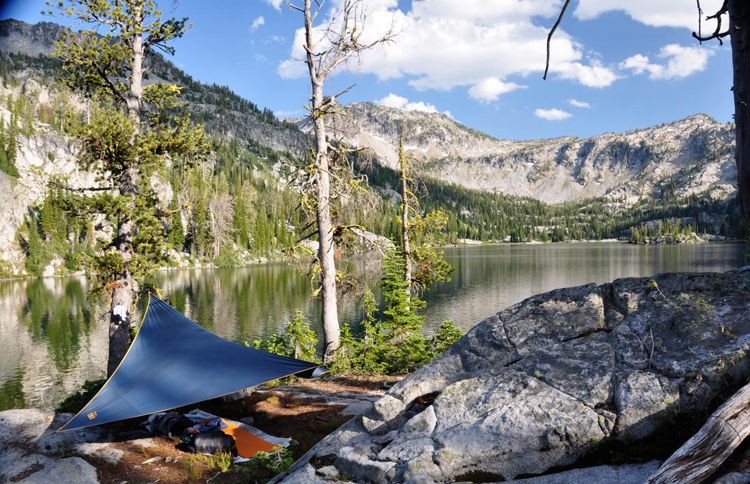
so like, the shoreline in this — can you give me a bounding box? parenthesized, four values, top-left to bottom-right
(0, 238, 742, 283)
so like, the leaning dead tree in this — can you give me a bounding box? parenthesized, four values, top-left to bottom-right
(287, 0, 394, 362)
(648, 381, 750, 482)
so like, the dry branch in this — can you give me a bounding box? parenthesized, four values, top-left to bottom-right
(649, 381, 750, 483)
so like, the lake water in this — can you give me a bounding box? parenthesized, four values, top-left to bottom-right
(0, 242, 747, 410)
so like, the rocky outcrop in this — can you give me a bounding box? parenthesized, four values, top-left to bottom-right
(331, 102, 736, 205)
(0, 408, 112, 483)
(281, 269, 750, 483)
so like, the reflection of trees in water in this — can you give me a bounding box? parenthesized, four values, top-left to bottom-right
(20, 278, 92, 372)
(0, 368, 25, 409)
(156, 266, 319, 343)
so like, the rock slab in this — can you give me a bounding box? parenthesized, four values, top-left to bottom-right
(280, 270, 750, 483)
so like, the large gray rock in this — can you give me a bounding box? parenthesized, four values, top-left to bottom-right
(0, 408, 119, 483)
(280, 270, 750, 483)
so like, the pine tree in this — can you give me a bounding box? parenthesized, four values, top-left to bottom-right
(167, 197, 185, 251)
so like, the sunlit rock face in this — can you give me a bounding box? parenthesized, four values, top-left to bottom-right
(330, 103, 736, 204)
(281, 269, 750, 483)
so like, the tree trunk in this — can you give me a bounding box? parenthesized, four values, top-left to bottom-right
(312, 81, 340, 363)
(127, 3, 144, 129)
(304, 0, 339, 363)
(106, 271, 135, 376)
(398, 138, 412, 293)
(730, 0, 750, 226)
(648, 381, 750, 483)
(107, 3, 145, 375)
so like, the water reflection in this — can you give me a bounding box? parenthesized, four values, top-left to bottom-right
(0, 242, 747, 410)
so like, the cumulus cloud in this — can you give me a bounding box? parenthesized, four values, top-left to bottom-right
(278, 0, 618, 98)
(619, 44, 713, 80)
(574, 0, 699, 28)
(468, 78, 525, 103)
(534, 108, 572, 121)
(251, 16, 265, 31)
(568, 98, 590, 109)
(377, 93, 451, 116)
(265, 0, 284, 11)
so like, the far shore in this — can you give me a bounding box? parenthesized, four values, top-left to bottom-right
(0, 237, 740, 283)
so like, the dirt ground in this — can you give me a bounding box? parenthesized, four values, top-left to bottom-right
(78, 375, 400, 483)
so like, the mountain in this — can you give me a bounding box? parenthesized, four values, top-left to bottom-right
(0, 19, 310, 156)
(329, 103, 737, 204)
(1, 19, 738, 207)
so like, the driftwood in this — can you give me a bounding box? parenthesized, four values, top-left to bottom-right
(648, 381, 750, 483)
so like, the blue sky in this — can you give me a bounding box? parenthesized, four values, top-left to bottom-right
(1, 0, 735, 140)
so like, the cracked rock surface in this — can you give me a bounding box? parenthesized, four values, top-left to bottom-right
(279, 270, 750, 483)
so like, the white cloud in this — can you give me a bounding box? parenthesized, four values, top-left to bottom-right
(619, 44, 713, 80)
(468, 78, 525, 103)
(278, 0, 618, 98)
(568, 98, 590, 109)
(377, 93, 451, 116)
(251, 16, 265, 31)
(265, 0, 284, 12)
(534, 108, 572, 121)
(574, 0, 726, 29)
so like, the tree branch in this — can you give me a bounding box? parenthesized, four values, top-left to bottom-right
(544, 0, 571, 81)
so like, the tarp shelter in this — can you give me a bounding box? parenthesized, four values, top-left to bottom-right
(60, 294, 319, 431)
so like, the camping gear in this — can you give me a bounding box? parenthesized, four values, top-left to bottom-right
(188, 431, 237, 455)
(219, 418, 276, 457)
(59, 294, 319, 431)
(183, 409, 282, 458)
(147, 412, 194, 438)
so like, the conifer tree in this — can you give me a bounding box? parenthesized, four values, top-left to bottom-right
(48, 0, 208, 375)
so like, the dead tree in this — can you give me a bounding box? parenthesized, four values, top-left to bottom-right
(287, 0, 394, 362)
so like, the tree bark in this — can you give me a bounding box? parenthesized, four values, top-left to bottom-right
(648, 381, 750, 483)
(106, 271, 135, 376)
(127, 3, 144, 129)
(730, 0, 750, 226)
(305, 0, 340, 363)
(107, 2, 145, 375)
(398, 138, 412, 293)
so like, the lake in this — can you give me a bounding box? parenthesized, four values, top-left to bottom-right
(0, 241, 747, 410)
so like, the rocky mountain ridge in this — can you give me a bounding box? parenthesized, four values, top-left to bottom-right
(330, 102, 737, 204)
(0, 18, 739, 207)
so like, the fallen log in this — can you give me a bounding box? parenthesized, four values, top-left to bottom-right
(649, 382, 750, 483)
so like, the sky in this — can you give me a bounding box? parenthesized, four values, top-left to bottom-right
(0, 0, 736, 141)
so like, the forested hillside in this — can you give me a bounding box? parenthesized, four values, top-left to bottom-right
(0, 19, 741, 278)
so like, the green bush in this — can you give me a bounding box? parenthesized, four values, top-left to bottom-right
(252, 310, 319, 362)
(331, 250, 463, 375)
(230, 446, 293, 481)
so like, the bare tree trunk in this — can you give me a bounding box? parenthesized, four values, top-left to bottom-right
(398, 137, 412, 293)
(106, 270, 135, 376)
(649, 381, 750, 483)
(107, 3, 145, 376)
(127, 3, 144, 128)
(305, 0, 340, 363)
(730, 0, 750, 226)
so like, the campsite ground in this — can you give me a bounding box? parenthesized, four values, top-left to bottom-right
(80, 375, 400, 483)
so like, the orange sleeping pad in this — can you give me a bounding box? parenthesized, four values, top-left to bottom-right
(220, 418, 276, 458)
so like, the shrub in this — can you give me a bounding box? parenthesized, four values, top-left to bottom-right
(252, 311, 319, 362)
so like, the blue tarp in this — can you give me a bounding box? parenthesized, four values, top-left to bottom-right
(60, 294, 318, 431)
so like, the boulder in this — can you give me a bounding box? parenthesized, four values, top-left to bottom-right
(280, 270, 750, 483)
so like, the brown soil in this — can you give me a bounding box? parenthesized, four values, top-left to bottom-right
(74, 375, 398, 483)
